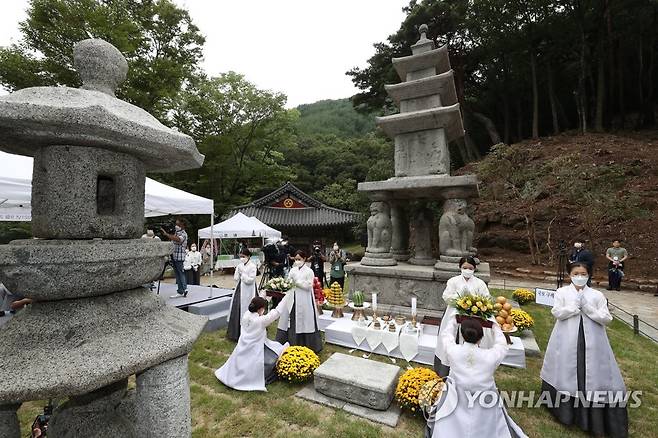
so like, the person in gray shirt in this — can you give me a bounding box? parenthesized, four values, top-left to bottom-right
(606, 239, 628, 291)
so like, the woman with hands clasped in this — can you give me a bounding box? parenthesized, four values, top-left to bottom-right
(226, 248, 262, 342)
(275, 250, 323, 353)
(541, 262, 628, 438)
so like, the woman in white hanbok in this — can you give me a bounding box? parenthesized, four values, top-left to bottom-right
(426, 317, 528, 438)
(435, 256, 492, 378)
(227, 249, 261, 342)
(275, 250, 323, 353)
(216, 295, 291, 391)
(541, 262, 628, 437)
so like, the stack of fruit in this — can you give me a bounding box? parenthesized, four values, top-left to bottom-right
(494, 296, 515, 332)
(352, 290, 364, 307)
(326, 282, 346, 307)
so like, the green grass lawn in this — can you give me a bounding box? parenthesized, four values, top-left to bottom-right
(18, 288, 658, 437)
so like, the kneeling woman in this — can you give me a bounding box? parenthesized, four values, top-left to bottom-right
(427, 317, 527, 438)
(276, 250, 323, 353)
(227, 248, 260, 342)
(435, 256, 492, 378)
(216, 295, 292, 391)
(541, 262, 628, 437)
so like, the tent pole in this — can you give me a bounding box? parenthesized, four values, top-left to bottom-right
(209, 207, 214, 298)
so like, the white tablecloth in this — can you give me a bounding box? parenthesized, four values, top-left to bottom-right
(320, 311, 526, 368)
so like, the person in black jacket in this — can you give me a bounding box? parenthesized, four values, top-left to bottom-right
(568, 240, 595, 286)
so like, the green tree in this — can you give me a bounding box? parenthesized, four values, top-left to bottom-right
(0, 0, 205, 120)
(164, 73, 297, 214)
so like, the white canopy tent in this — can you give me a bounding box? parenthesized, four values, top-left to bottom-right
(197, 212, 281, 239)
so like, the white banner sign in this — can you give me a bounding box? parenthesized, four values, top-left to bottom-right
(535, 288, 556, 307)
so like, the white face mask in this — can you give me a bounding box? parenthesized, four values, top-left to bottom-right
(293, 260, 304, 268)
(190, 246, 197, 252)
(571, 275, 588, 287)
(461, 268, 474, 279)
(175, 225, 181, 232)
(333, 245, 339, 251)
(240, 256, 248, 263)
(574, 243, 582, 249)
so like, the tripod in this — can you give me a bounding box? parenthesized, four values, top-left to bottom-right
(258, 262, 274, 290)
(155, 258, 172, 295)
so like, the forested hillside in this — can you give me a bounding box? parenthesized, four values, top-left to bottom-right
(295, 99, 376, 139)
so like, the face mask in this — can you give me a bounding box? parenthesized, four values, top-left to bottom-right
(191, 246, 197, 252)
(293, 260, 304, 268)
(282, 241, 288, 246)
(461, 268, 474, 279)
(175, 225, 181, 232)
(333, 245, 339, 251)
(571, 275, 588, 287)
(240, 256, 248, 263)
(574, 243, 582, 249)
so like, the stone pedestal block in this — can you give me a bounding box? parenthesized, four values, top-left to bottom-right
(49, 379, 135, 437)
(0, 404, 20, 438)
(136, 355, 192, 438)
(314, 353, 400, 411)
(32, 145, 145, 239)
(346, 262, 446, 310)
(434, 260, 491, 284)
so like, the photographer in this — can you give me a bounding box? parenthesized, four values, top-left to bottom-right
(329, 242, 347, 289)
(308, 240, 327, 287)
(161, 217, 188, 298)
(276, 237, 295, 276)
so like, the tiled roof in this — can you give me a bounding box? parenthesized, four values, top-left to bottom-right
(230, 182, 360, 228)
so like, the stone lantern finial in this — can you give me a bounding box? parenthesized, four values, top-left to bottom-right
(419, 23, 428, 40)
(74, 39, 128, 97)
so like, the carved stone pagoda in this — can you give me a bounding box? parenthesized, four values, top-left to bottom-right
(346, 25, 490, 312)
(0, 39, 206, 437)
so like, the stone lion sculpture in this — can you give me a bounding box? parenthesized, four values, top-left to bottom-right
(366, 201, 392, 253)
(438, 199, 477, 257)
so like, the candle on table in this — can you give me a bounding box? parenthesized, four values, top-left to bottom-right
(411, 297, 417, 315)
(372, 293, 377, 310)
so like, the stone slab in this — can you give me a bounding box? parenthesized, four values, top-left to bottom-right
(393, 128, 449, 177)
(0, 239, 172, 300)
(296, 385, 401, 427)
(0, 287, 207, 403)
(314, 352, 400, 411)
(358, 174, 478, 201)
(519, 329, 541, 357)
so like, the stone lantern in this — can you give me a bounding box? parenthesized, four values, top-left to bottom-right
(0, 39, 207, 437)
(346, 25, 490, 313)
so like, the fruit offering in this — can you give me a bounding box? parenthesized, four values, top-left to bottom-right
(352, 290, 364, 307)
(326, 282, 346, 307)
(312, 277, 325, 303)
(493, 296, 515, 331)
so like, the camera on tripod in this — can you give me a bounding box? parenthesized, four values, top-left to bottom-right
(261, 242, 280, 265)
(152, 221, 176, 241)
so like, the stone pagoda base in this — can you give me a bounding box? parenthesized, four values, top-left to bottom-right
(345, 261, 491, 311)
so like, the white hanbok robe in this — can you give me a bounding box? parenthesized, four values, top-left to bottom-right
(228, 260, 258, 324)
(215, 300, 290, 392)
(430, 317, 528, 438)
(540, 284, 626, 402)
(435, 274, 492, 366)
(277, 264, 319, 334)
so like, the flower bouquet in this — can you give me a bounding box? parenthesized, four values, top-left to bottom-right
(264, 277, 294, 299)
(276, 346, 320, 383)
(451, 292, 495, 328)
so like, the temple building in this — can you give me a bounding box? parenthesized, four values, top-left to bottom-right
(229, 181, 360, 250)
